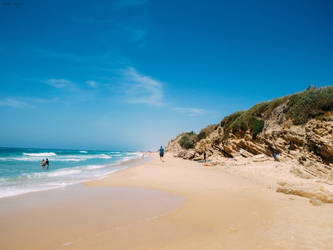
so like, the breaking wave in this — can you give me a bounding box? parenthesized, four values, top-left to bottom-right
(23, 152, 56, 157)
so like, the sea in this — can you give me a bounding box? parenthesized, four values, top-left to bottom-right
(0, 147, 144, 199)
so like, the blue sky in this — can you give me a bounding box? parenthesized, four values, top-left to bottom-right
(0, 0, 332, 150)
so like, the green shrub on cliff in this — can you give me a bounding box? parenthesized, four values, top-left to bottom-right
(248, 116, 264, 138)
(197, 124, 217, 140)
(179, 131, 198, 149)
(178, 124, 217, 149)
(285, 86, 333, 125)
(177, 85, 333, 148)
(219, 86, 333, 139)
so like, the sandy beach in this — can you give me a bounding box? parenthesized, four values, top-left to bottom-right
(1, 153, 333, 250)
(2, 1, 332, 249)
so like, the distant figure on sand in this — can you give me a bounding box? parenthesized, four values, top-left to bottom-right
(45, 158, 49, 169)
(159, 146, 164, 161)
(273, 153, 279, 161)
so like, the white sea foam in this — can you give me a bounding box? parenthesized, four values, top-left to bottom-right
(0, 182, 74, 199)
(3, 157, 83, 162)
(57, 154, 112, 160)
(10, 157, 43, 161)
(80, 151, 88, 153)
(126, 152, 139, 156)
(99, 154, 112, 159)
(0, 150, 144, 199)
(46, 169, 82, 177)
(111, 154, 122, 157)
(85, 165, 106, 170)
(21, 169, 82, 179)
(23, 152, 56, 157)
(5, 153, 112, 162)
(56, 158, 83, 162)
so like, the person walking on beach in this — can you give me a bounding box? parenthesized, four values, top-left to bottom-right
(159, 146, 165, 162)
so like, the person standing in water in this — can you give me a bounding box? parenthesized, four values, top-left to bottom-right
(159, 146, 165, 162)
(45, 158, 49, 169)
(41, 159, 46, 169)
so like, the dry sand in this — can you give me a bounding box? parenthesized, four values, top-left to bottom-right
(1, 153, 333, 250)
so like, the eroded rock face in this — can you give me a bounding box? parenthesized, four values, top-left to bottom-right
(166, 104, 333, 180)
(276, 182, 333, 204)
(166, 133, 184, 154)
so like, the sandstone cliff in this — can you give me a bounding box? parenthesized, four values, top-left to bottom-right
(167, 86, 333, 203)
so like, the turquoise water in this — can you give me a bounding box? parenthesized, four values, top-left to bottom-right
(0, 147, 143, 198)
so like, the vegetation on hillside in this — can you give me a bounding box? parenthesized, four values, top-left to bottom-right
(220, 85, 333, 138)
(179, 131, 197, 149)
(178, 85, 333, 149)
(179, 124, 217, 149)
(285, 86, 333, 125)
(197, 124, 217, 140)
(219, 96, 287, 139)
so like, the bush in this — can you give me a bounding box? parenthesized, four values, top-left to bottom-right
(248, 102, 269, 117)
(179, 131, 198, 149)
(232, 118, 248, 133)
(178, 124, 217, 149)
(285, 86, 333, 125)
(221, 111, 246, 139)
(219, 86, 333, 139)
(221, 109, 265, 139)
(249, 117, 265, 137)
(197, 124, 217, 140)
(220, 111, 245, 127)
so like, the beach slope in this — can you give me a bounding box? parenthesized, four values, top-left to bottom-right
(86, 153, 333, 250)
(1, 153, 333, 250)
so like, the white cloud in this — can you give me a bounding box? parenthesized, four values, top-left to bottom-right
(120, 67, 164, 106)
(86, 81, 99, 88)
(0, 97, 55, 109)
(114, 0, 148, 9)
(173, 107, 207, 117)
(44, 79, 74, 89)
(0, 98, 32, 108)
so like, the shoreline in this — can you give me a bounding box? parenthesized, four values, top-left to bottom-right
(0, 154, 148, 200)
(1, 153, 333, 249)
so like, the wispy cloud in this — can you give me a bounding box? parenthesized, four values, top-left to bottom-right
(173, 107, 207, 117)
(86, 81, 99, 88)
(114, 0, 148, 9)
(0, 98, 32, 108)
(43, 78, 96, 102)
(0, 97, 57, 109)
(44, 79, 75, 89)
(119, 67, 164, 106)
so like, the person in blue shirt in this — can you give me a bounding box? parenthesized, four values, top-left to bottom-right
(159, 146, 165, 161)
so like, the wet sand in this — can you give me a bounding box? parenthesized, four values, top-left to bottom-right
(1, 153, 333, 249)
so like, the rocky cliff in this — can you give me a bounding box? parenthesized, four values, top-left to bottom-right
(167, 86, 333, 182)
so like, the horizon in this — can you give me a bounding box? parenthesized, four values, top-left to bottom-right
(1, 0, 332, 151)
